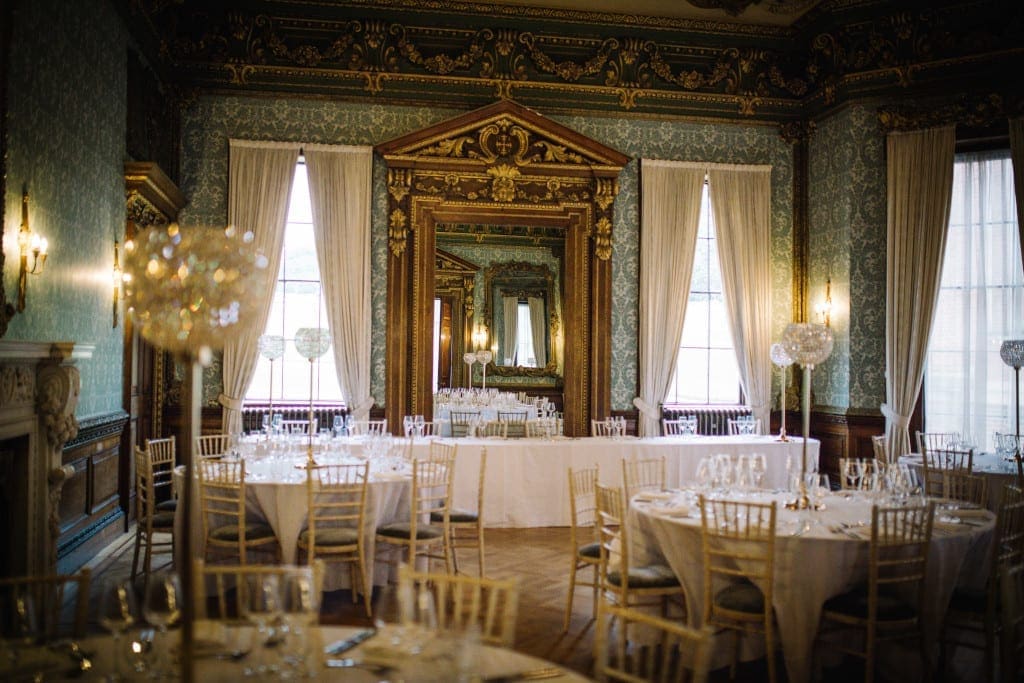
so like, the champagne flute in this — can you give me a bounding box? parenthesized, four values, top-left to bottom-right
(99, 578, 137, 682)
(143, 572, 181, 680)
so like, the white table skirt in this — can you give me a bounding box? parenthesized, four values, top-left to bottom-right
(407, 435, 819, 528)
(629, 490, 994, 683)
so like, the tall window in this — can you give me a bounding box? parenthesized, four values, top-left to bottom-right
(924, 150, 1022, 449)
(515, 302, 538, 368)
(246, 161, 344, 403)
(665, 182, 742, 404)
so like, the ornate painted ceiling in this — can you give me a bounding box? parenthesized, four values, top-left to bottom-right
(117, 0, 1023, 123)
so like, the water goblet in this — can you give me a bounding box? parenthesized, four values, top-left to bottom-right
(735, 454, 753, 492)
(142, 572, 182, 679)
(99, 578, 137, 682)
(280, 568, 319, 676)
(403, 416, 414, 437)
(750, 454, 767, 489)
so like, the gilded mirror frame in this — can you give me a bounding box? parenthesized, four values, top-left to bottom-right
(483, 260, 560, 378)
(376, 100, 628, 436)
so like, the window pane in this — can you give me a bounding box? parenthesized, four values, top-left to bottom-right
(680, 295, 709, 348)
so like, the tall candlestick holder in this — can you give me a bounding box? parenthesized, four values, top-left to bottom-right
(1000, 339, 1024, 486)
(781, 322, 833, 510)
(295, 327, 331, 467)
(257, 334, 285, 438)
(770, 342, 794, 442)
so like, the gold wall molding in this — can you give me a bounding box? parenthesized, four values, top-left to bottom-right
(877, 92, 1017, 133)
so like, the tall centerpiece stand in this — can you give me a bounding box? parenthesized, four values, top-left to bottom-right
(257, 334, 285, 438)
(295, 327, 332, 467)
(770, 342, 794, 442)
(1001, 339, 1024, 486)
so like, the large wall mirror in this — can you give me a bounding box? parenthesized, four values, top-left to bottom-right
(377, 100, 627, 436)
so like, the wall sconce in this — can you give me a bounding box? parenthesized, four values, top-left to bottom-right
(112, 240, 123, 327)
(814, 278, 833, 327)
(17, 191, 48, 312)
(471, 323, 488, 351)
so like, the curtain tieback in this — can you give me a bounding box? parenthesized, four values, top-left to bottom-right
(880, 403, 910, 430)
(352, 396, 375, 414)
(632, 397, 660, 420)
(218, 393, 243, 411)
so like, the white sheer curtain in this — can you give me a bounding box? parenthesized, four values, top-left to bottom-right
(304, 144, 375, 421)
(1011, 117, 1024, 272)
(502, 296, 519, 365)
(528, 296, 547, 367)
(634, 160, 704, 437)
(709, 165, 773, 434)
(924, 152, 1023, 450)
(883, 126, 955, 459)
(219, 140, 300, 435)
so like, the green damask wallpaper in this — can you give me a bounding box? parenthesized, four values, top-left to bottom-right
(808, 105, 887, 411)
(180, 96, 796, 410)
(2, 0, 128, 419)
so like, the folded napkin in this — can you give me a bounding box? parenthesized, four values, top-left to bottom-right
(656, 504, 691, 518)
(634, 491, 674, 503)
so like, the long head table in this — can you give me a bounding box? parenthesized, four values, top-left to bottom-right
(409, 435, 820, 528)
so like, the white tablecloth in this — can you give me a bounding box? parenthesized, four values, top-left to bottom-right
(629, 489, 994, 683)
(175, 457, 411, 591)
(409, 435, 819, 528)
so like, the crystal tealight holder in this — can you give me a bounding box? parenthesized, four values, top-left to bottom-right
(258, 334, 285, 361)
(1000, 340, 1024, 370)
(295, 327, 331, 360)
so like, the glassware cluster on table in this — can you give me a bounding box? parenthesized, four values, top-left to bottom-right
(231, 429, 412, 479)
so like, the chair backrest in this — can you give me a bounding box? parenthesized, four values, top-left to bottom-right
(941, 470, 989, 508)
(622, 456, 666, 498)
(305, 462, 369, 553)
(282, 418, 318, 435)
(197, 458, 247, 541)
(146, 436, 176, 465)
(1000, 560, 1024, 683)
(662, 417, 698, 436)
(866, 503, 934, 620)
(525, 417, 562, 438)
(498, 411, 528, 438)
(922, 448, 974, 496)
(405, 421, 438, 437)
(915, 431, 958, 457)
(727, 418, 762, 435)
(569, 465, 599, 533)
(348, 419, 386, 436)
(472, 448, 488, 520)
(594, 602, 712, 683)
(449, 411, 479, 438)
(871, 434, 889, 464)
(596, 485, 630, 591)
(429, 440, 457, 463)
(698, 496, 776, 624)
(135, 445, 175, 520)
(408, 453, 455, 533)
(195, 434, 232, 459)
(990, 485, 1024, 586)
(592, 419, 617, 437)
(397, 564, 520, 647)
(193, 559, 324, 621)
(0, 570, 91, 641)
(476, 420, 508, 438)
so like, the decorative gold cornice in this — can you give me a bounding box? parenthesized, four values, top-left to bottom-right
(779, 118, 815, 144)
(877, 92, 1011, 133)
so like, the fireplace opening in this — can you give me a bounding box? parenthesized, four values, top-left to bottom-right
(0, 434, 30, 578)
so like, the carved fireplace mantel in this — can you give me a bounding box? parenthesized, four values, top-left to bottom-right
(0, 340, 92, 576)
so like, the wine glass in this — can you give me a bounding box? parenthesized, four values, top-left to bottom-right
(280, 567, 319, 676)
(750, 454, 767, 489)
(99, 578, 137, 682)
(143, 572, 182, 679)
(240, 573, 282, 677)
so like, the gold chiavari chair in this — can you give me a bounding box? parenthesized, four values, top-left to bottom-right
(476, 420, 508, 438)
(622, 456, 667, 499)
(941, 485, 1024, 682)
(297, 462, 372, 617)
(592, 419, 617, 437)
(0, 570, 91, 642)
(816, 501, 935, 683)
(941, 470, 989, 508)
(377, 450, 456, 574)
(871, 434, 889, 465)
(131, 446, 176, 586)
(727, 418, 762, 435)
(662, 417, 697, 436)
(449, 411, 479, 438)
(397, 563, 520, 647)
(564, 465, 600, 633)
(594, 602, 713, 683)
(497, 410, 528, 438)
(434, 447, 487, 576)
(922, 447, 974, 497)
(699, 496, 779, 683)
(348, 419, 386, 437)
(1000, 560, 1024, 683)
(197, 458, 280, 564)
(596, 485, 682, 616)
(193, 559, 324, 622)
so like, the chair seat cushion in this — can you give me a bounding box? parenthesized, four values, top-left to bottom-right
(377, 523, 446, 540)
(607, 564, 680, 589)
(209, 522, 276, 543)
(578, 542, 601, 560)
(299, 527, 360, 547)
(150, 511, 176, 529)
(433, 508, 478, 524)
(714, 580, 765, 613)
(823, 585, 917, 621)
(156, 499, 178, 512)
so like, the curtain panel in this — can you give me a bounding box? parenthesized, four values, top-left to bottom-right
(634, 160, 704, 437)
(304, 145, 375, 420)
(219, 141, 300, 435)
(709, 166, 774, 434)
(528, 296, 547, 367)
(883, 125, 956, 459)
(1011, 117, 1024, 275)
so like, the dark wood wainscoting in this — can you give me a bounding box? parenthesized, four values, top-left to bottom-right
(57, 412, 129, 574)
(809, 407, 885, 481)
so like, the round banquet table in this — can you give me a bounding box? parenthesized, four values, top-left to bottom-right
(628, 487, 995, 683)
(174, 453, 411, 591)
(3, 624, 590, 682)
(899, 451, 1019, 511)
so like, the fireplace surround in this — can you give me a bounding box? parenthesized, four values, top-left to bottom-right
(0, 341, 90, 577)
